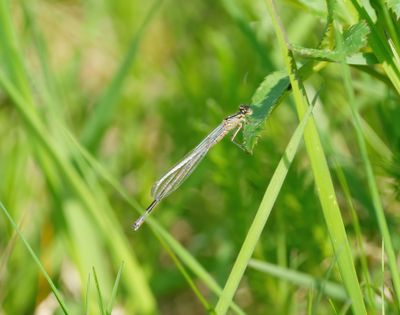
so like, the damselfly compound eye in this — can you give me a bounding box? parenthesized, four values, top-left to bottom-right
(239, 104, 252, 115)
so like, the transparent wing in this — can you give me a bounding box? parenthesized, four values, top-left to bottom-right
(151, 123, 225, 200)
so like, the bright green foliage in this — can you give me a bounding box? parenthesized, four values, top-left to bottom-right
(1, 0, 400, 315)
(386, 0, 400, 19)
(243, 70, 290, 152)
(291, 21, 370, 62)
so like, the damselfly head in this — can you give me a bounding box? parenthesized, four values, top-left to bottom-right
(239, 104, 252, 116)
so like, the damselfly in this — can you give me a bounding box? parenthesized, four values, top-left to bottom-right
(133, 104, 253, 230)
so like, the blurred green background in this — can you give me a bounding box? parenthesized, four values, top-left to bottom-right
(1, 0, 399, 314)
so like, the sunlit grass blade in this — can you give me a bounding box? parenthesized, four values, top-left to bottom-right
(93, 267, 106, 315)
(381, 240, 386, 315)
(265, 0, 367, 314)
(334, 17, 400, 308)
(80, 0, 163, 152)
(215, 98, 315, 314)
(20, 0, 61, 107)
(0, 202, 69, 314)
(0, 1, 33, 103)
(106, 262, 124, 315)
(326, 142, 377, 312)
(85, 273, 91, 315)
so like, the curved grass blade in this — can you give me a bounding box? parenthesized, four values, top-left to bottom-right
(85, 273, 91, 315)
(106, 262, 124, 315)
(248, 259, 348, 302)
(93, 267, 106, 315)
(0, 202, 70, 314)
(80, 0, 163, 152)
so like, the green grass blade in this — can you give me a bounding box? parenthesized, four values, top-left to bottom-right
(0, 70, 156, 314)
(152, 234, 213, 312)
(80, 0, 163, 152)
(0, 1, 32, 103)
(106, 262, 124, 315)
(92, 267, 106, 315)
(381, 240, 386, 315)
(321, 126, 378, 312)
(85, 273, 91, 315)
(248, 259, 348, 301)
(334, 18, 400, 308)
(20, 0, 61, 106)
(0, 202, 70, 314)
(264, 1, 367, 314)
(150, 223, 245, 315)
(349, 0, 400, 94)
(215, 100, 315, 314)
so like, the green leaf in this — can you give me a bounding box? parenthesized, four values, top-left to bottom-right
(386, 0, 400, 19)
(291, 44, 341, 61)
(292, 21, 370, 62)
(345, 52, 379, 65)
(243, 61, 317, 153)
(342, 21, 370, 55)
(243, 70, 290, 152)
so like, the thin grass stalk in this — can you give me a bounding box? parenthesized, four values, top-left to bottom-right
(248, 259, 348, 301)
(106, 262, 124, 315)
(92, 267, 106, 315)
(0, 202, 69, 314)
